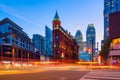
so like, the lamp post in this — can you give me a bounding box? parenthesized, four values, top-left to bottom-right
(12, 48, 15, 66)
(91, 38, 93, 62)
(91, 51, 92, 62)
(61, 52, 64, 59)
(88, 48, 92, 67)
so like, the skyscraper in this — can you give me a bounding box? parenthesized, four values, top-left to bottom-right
(32, 34, 44, 55)
(86, 24, 96, 54)
(75, 30, 83, 51)
(104, 0, 120, 39)
(45, 26, 52, 57)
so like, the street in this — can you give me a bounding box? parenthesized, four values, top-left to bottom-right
(1, 69, 120, 80)
(1, 63, 120, 80)
(0, 70, 89, 80)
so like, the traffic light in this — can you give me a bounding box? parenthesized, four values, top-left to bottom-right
(88, 48, 92, 53)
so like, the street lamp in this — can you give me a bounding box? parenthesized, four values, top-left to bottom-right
(61, 52, 64, 59)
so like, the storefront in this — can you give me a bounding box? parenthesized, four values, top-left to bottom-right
(109, 38, 120, 65)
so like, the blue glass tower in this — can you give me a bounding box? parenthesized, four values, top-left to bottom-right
(32, 34, 44, 55)
(75, 30, 83, 51)
(86, 24, 96, 54)
(104, 0, 120, 40)
(45, 26, 52, 57)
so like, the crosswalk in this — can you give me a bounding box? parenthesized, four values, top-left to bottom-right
(80, 70, 120, 80)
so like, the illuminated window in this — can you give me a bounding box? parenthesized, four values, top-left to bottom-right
(56, 24, 59, 29)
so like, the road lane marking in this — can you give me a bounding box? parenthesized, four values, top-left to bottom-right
(80, 70, 120, 80)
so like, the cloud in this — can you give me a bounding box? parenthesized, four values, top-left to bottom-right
(0, 4, 40, 27)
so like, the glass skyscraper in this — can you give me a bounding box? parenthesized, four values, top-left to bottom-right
(104, 0, 120, 39)
(86, 24, 96, 54)
(75, 30, 83, 51)
(45, 26, 52, 57)
(32, 34, 44, 55)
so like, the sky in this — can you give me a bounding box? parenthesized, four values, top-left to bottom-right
(0, 0, 104, 49)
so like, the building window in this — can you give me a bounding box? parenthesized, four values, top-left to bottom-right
(23, 40, 25, 43)
(23, 44, 25, 47)
(0, 46, 1, 56)
(56, 35, 59, 40)
(16, 41, 18, 44)
(20, 43, 22, 46)
(56, 41, 59, 47)
(3, 46, 12, 58)
(12, 39, 14, 43)
(56, 25, 59, 29)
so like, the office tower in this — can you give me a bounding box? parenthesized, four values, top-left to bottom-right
(75, 30, 83, 51)
(45, 26, 52, 57)
(86, 24, 96, 54)
(32, 34, 44, 55)
(104, 0, 120, 39)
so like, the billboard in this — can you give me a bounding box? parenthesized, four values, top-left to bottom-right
(109, 11, 120, 39)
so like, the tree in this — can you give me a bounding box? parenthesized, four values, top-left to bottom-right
(100, 37, 112, 61)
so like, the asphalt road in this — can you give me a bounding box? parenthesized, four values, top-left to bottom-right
(0, 70, 89, 80)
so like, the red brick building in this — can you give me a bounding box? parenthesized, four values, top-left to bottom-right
(52, 11, 78, 61)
